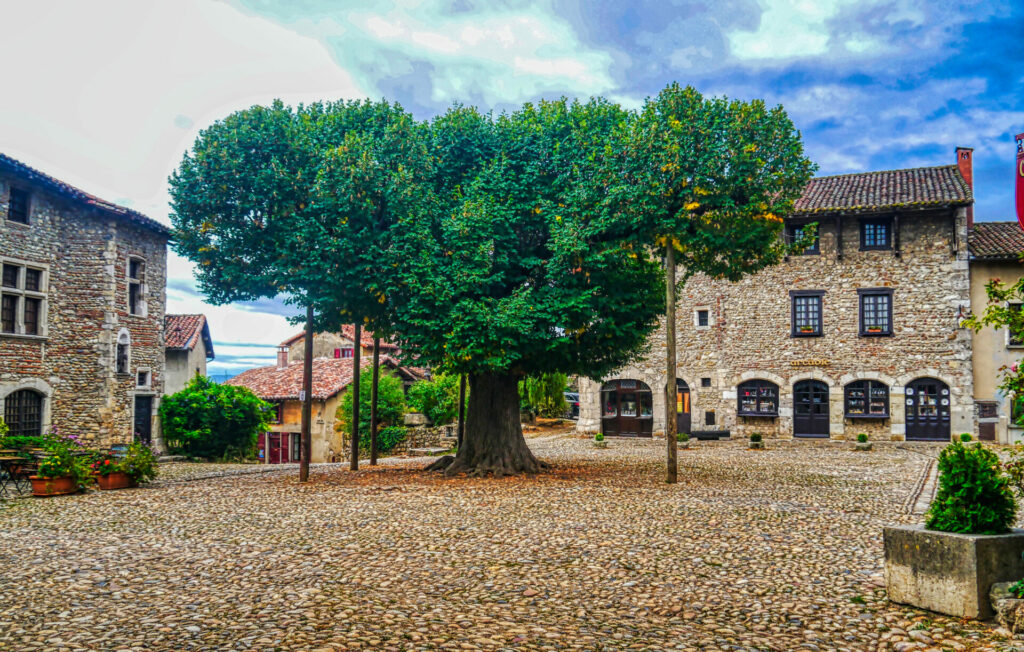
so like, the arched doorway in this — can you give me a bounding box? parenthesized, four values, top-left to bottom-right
(601, 379, 653, 437)
(4, 389, 44, 437)
(906, 377, 951, 441)
(675, 379, 691, 435)
(793, 380, 829, 438)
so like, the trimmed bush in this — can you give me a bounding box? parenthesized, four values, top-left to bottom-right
(857, 433, 869, 443)
(960, 432, 972, 442)
(594, 432, 605, 442)
(750, 433, 763, 443)
(925, 441, 1017, 535)
(677, 431, 689, 442)
(159, 376, 271, 459)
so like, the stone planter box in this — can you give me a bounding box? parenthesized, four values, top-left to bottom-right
(854, 442, 872, 451)
(749, 441, 764, 450)
(678, 440, 691, 450)
(884, 525, 1024, 619)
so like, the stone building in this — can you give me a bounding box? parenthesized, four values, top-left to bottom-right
(164, 313, 214, 395)
(579, 149, 976, 443)
(967, 221, 1024, 444)
(0, 153, 169, 447)
(226, 354, 426, 463)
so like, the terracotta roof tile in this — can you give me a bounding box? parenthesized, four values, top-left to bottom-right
(165, 314, 214, 359)
(279, 327, 400, 350)
(225, 355, 426, 401)
(0, 152, 171, 236)
(969, 222, 1024, 260)
(792, 165, 972, 215)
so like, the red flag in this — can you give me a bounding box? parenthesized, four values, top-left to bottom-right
(1017, 132, 1024, 230)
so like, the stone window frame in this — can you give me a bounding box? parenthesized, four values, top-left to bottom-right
(1006, 302, 1024, 348)
(693, 306, 713, 330)
(136, 367, 152, 390)
(790, 290, 824, 338)
(0, 379, 53, 436)
(126, 255, 147, 317)
(116, 328, 132, 376)
(785, 221, 820, 255)
(5, 185, 31, 226)
(844, 379, 890, 419)
(0, 256, 49, 338)
(858, 288, 894, 337)
(859, 216, 893, 251)
(737, 379, 780, 417)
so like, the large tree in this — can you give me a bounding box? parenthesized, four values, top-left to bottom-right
(611, 83, 816, 482)
(387, 100, 666, 477)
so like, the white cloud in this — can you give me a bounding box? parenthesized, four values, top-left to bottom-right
(726, 0, 847, 60)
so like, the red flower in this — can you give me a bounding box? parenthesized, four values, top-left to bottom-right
(104, 460, 111, 465)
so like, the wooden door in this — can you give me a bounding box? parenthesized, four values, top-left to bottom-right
(793, 380, 829, 438)
(268, 433, 282, 464)
(675, 379, 691, 435)
(133, 395, 153, 445)
(906, 378, 950, 441)
(601, 380, 653, 437)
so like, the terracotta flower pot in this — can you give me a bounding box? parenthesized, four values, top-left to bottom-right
(30, 475, 78, 497)
(96, 471, 135, 490)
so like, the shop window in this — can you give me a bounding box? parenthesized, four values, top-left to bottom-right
(859, 289, 893, 336)
(791, 291, 824, 337)
(860, 217, 892, 250)
(7, 187, 29, 224)
(844, 380, 889, 418)
(737, 380, 779, 417)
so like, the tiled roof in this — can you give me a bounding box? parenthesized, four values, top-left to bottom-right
(225, 355, 426, 401)
(0, 152, 171, 236)
(165, 314, 214, 359)
(792, 165, 973, 215)
(969, 222, 1024, 260)
(279, 327, 400, 350)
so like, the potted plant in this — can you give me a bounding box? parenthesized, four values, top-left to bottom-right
(854, 433, 872, 451)
(593, 432, 607, 448)
(749, 432, 764, 449)
(677, 431, 690, 449)
(91, 453, 132, 490)
(884, 440, 1024, 619)
(865, 324, 883, 334)
(960, 432, 972, 443)
(30, 430, 92, 496)
(799, 325, 815, 334)
(121, 442, 158, 484)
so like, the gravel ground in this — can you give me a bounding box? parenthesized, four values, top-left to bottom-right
(0, 434, 1020, 651)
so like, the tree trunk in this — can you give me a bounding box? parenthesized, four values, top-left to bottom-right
(457, 373, 467, 449)
(350, 322, 361, 471)
(440, 373, 547, 477)
(299, 305, 314, 482)
(664, 242, 678, 484)
(369, 337, 380, 466)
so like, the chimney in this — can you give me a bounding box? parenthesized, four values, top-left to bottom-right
(956, 146, 974, 227)
(276, 346, 289, 369)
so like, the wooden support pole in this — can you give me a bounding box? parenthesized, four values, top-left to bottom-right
(369, 336, 380, 466)
(350, 321, 361, 471)
(457, 373, 467, 449)
(664, 242, 678, 484)
(299, 304, 314, 483)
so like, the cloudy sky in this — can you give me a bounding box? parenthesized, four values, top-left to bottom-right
(2, 0, 1021, 377)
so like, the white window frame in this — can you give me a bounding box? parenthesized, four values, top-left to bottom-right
(127, 255, 147, 317)
(693, 306, 713, 330)
(0, 257, 48, 338)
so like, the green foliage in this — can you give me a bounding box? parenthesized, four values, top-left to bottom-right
(36, 430, 92, 485)
(926, 441, 1016, 535)
(0, 434, 47, 451)
(387, 99, 666, 379)
(962, 278, 1024, 427)
(1011, 577, 1024, 599)
(594, 432, 605, 442)
(407, 373, 462, 425)
(121, 442, 158, 483)
(750, 433, 763, 443)
(159, 376, 271, 459)
(1005, 444, 1024, 500)
(337, 371, 407, 443)
(857, 433, 869, 443)
(0, 416, 7, 439)
(519, 373, 569, 418)
(960, 432, 972, 442)
(372, 426, 408, 454)
(677, 432, 689, 442)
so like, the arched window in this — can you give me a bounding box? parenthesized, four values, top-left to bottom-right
(4, 389, 43, 437)
(737, 380, 779, 416)
(116, 330, 131, 375)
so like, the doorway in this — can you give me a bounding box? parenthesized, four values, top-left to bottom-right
(601, 379, 653, 437)
(793, 380, 829, 438)
(905, 378, 951, 441)
(675, 379, 691, 435)
(133, 395, 153, 445)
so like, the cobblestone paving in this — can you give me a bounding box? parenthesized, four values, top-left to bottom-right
(1, 435, 1020, 651)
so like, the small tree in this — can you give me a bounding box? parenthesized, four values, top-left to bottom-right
(519, 373, 569, 418)
(926, 440, 1016, 534)
(336, 371, 406, 450)
(159, 376, 272, 459)
(407, 373, 463, 425)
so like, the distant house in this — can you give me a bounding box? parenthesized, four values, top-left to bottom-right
(279, 325, 401, 365)
(226, 354, 426, 464)
(968, 222, 1024, 444)
(0, 153, 169, 448)
(164, 314, 214, 395)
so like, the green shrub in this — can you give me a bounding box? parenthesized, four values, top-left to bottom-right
(0, 434, 48, 451)
(159, 375, 271, 459)
(594, 432, 605, 442)
(677, 431, 689, 442)
(925, 441, 1017, 535)
(1006, 444, 1024, 499)
(407, 373, 462, 425)
(0, 416, 7, 439)
(750, 433, 763, 443)
(121, 442, 159, 483)
(519, 373, 569, 418)
(337, 371, 407, 443)
(857, 433, 869, 443)
(960, 432, 972, 442)
(362, 426, 407, 454)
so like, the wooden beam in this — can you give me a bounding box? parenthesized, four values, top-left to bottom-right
(835, 214, 843, 260)
(893, 213, 901, 258)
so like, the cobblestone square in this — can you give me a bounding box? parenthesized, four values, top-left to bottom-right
(0, 434, 1018, 650)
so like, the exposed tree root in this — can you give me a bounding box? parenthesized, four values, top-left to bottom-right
(424, 455, 455, 472)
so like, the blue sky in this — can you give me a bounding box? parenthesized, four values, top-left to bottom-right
(2, 0, 1022, 377)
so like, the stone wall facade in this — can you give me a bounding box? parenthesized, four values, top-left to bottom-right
(0, 170, 168, 448)
(579, 207, 974, 442)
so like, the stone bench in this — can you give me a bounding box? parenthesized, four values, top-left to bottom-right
(408, 447, 451, 457)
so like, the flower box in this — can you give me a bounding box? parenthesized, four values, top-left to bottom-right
(30, 475, 78, 497)
(96, 471, 135, 490)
